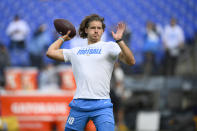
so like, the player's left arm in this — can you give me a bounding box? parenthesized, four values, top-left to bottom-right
(112, 22, 135, 66)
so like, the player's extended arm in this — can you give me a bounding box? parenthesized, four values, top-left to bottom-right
(112, 23, 135, 66)
(46, 31, 71, 61)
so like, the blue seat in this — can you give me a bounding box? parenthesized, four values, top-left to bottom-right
(0, 0, 197, 66)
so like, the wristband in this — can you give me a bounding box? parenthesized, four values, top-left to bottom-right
(116, 39, 123, 43)
(58, 37, 64, 42)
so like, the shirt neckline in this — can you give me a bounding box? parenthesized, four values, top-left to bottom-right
(87, 41, 102, 47)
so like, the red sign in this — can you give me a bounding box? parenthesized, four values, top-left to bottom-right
(0, 91, 74, 131)
(5, 67, 38, 90)
(0, 91, 96, 131)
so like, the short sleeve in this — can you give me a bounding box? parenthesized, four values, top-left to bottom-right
(62, 49, 72, 62)
(109, 42, 121, 56)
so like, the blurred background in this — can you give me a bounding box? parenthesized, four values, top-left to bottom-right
(0, 0, 197, 131)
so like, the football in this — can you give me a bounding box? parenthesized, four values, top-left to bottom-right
(54, 19, 76, 38)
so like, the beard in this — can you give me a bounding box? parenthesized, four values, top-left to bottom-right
(89, 35, 101, 43)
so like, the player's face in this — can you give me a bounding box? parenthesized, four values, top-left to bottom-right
(86, 21, 104, 43)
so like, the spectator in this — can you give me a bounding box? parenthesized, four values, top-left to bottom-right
(39, 63, 59, 91)
(0, 43, 10, 88)
(6, 15, 30, 50)
(143, 21, 161, 76)
(162, 18, 185, 76)
(111, 62, 131, 131)
(42, 30, 61, 65)
(28, 24, 51, 69)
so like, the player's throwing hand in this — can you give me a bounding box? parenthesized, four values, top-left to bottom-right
(61, 30, 72, 41)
